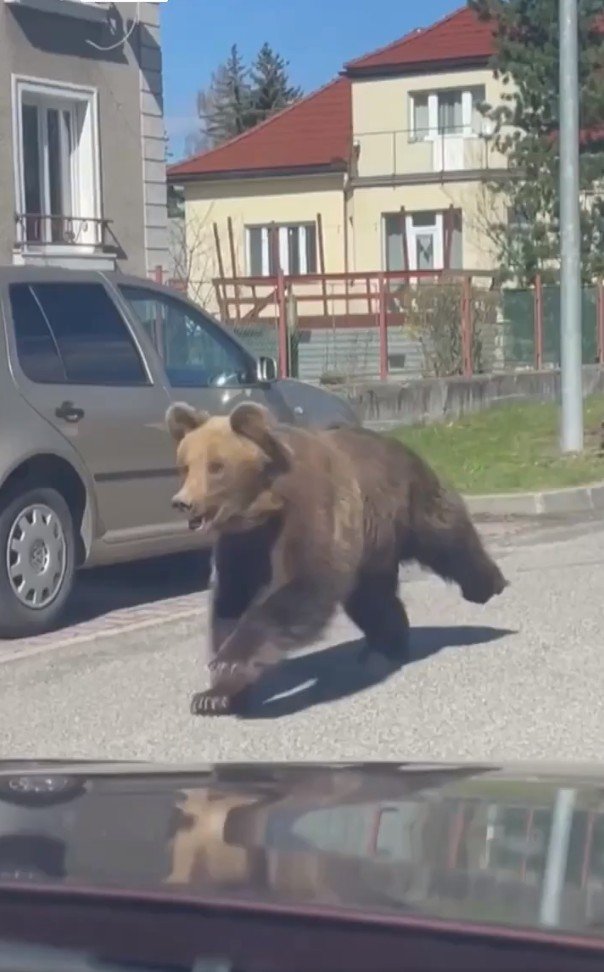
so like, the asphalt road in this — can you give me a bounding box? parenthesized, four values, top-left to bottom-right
(1, 513, 603, 765)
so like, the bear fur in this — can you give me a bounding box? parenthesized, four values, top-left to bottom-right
(167, 401, 508, 716)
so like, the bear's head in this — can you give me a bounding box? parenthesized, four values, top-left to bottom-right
(166, 401, 292, 538)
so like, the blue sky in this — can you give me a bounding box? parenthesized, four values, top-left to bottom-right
(161, 0, 460, 161)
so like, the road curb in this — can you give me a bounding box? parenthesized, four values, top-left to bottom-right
(465, 481, 604, 517)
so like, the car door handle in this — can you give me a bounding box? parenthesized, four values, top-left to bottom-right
(55, 400, 85, 423)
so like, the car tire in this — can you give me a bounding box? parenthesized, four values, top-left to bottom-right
(0, 486, 76, 639)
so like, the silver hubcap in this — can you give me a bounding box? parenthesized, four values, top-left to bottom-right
(6, 504, 67, 610)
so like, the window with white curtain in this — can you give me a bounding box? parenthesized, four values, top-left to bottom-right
(411, 86, 486, 139)
(13, 77, 101, 247)
(438, 90, 463, 134)
(411, 93, 430, 140)
(246, 223, 317, 276)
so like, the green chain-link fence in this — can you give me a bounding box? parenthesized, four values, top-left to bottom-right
(501, 286, 599, 370)
(542, 285, 598, 366)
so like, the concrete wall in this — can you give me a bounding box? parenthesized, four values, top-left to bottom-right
(233, 324, 424, 384)
(341, 365, 604, 429)
(0, 0, 168, 275)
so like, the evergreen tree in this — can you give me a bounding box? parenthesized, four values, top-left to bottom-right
(469, 0, 604, 285)
(189, 44, 303, 152)
(248, 43, 303, 124)
(196, 45, 254, 149)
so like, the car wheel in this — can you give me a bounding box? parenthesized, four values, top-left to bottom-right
(0, 487, 76, 639)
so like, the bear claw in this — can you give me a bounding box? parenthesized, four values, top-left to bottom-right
(207, 660, 241, 676)
(190, 691, 232, 716)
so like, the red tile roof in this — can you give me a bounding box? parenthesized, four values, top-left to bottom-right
(168, 4, 603, 182)
(168, 77, 352, 181)
(344, 5, 495, 73)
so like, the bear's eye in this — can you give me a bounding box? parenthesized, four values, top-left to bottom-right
(208, 460, 224, 475)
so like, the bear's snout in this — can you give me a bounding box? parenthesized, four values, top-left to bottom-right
(172, 494, 192, 514)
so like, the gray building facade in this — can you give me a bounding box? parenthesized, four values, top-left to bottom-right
(0, 0, 169, 275)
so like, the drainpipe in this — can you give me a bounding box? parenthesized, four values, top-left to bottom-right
(343, 169, 351, 321)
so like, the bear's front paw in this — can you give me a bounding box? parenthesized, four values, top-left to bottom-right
(190, 689, 232, 716)
(207, 659, 242, 676)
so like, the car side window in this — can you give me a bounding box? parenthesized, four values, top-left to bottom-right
(9, 282, 148, 386)
(119, 285, 255, 389)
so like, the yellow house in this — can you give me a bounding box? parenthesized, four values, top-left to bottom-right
(168, 4, 509, 324)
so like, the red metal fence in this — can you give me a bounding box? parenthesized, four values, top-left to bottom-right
(153, 266, 604, 384)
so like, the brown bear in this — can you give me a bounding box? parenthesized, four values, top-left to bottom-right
(167, 401, 508, 716)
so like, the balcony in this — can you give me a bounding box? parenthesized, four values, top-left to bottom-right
(352, 126, 511, 184)
(14, 213, 117, 270)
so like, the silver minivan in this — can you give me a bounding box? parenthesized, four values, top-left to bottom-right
(0, 267, 359, 639)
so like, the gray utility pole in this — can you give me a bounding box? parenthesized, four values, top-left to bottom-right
(559, 0, 584, 453)
(539, 788, 576, 927)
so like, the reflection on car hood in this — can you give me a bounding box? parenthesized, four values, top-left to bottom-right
(274, 378, 360, 426)
(1, 759, 604, 940)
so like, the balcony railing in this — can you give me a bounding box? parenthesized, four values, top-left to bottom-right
(352, 125, 512, 181)
(15, 213, 112, 250)
(5, 0, 109, 23)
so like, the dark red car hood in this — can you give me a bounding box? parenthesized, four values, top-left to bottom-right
(0, 759, 603, 943)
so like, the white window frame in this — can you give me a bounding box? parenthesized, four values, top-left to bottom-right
(409, 85, 486, 142)
(12, 74, 102, 253)
(381, 210, 444, 276)
(246, 223, 315, 277)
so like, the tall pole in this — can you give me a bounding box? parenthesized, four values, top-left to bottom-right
(559, 0, 583, 453)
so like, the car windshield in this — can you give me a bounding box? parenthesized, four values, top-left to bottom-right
(119, 285, 255, 388)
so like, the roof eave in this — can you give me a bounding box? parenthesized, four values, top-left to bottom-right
(343, 54, 492, 79)
(167, 161, 349, 184)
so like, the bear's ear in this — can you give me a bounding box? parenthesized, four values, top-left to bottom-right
(230, 402, 292, 474)
(166, 402, 209, 442)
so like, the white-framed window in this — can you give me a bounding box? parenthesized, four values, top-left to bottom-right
(383, 209, 463, 273)
(246, 223, 317, 277)
(12, 76, 102, 249)
(410, 86, 486, 141)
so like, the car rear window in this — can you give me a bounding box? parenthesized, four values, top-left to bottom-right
(9, 282, 148, 386)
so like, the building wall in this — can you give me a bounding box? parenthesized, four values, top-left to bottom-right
(176, 65, 513, 310)
(136, 1, 169, 275)
(0, 0, 168, 274)
(183, 173, 346, 314)
(350, 181, 504, 273)
(348, 66, 508, 275)
(351, 67, 508, 179)
(183, 176, 503, 284)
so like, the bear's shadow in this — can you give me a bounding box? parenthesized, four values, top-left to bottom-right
(237, 624, 514, 720)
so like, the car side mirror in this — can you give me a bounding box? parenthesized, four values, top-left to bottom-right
(257, 356, 277, 382)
